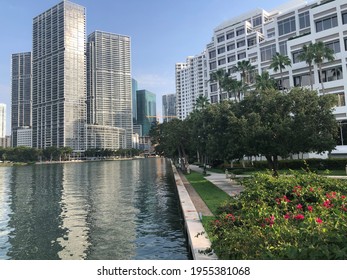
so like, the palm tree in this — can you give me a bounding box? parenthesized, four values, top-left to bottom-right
(298, 43, 315, 90)
(221, 76, 238, 101)
(232, 60, 255, 85)
(255, 71, 276, 91)
(269, 52, 292, 92)
(313, 41, 335, 94)
(232, 80, 249, 102)
(194, 95, 210, 110)
(209, 68, 229, 100)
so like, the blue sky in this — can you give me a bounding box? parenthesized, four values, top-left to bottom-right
(0, 0, 286, 134)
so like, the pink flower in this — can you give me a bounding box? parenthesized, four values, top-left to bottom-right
(342, 195, 346, 200)
(294, 214, 305, 220)
(322, 200, 333, 209)
(316, 218, 323, 224)
(296, 204, 303, 210)
(284, 213, 291, 220)
(307, 205, 313, 212)
(226, 213, 236, 222)
(264, 215, 275, 227)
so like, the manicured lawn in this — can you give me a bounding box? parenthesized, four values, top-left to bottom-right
(185, 171, 230, 215)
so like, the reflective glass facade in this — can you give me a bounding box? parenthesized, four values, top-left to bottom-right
(87, 31, 132, 149)
(11, 52, 32, 147)
(32, 1, 86, 151)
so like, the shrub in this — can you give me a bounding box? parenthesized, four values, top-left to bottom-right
(211, 171, 347, 259)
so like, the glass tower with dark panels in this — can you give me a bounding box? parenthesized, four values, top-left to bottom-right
(11, 52, 32, 147)
(136, 89, 156, 136)
(87, 31, 132, 149)
(162, 93, 176, 122)
(132, 78, 138, 124)
(32, 1, 86, 151)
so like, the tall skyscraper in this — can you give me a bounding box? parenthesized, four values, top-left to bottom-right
(11, 52, 32, 147)
(132, 78, 138, 124)
(0, 104, 6, 138)
(162, 94, 176, 122)
(136, 89, 156, 136)
(32, 1, 86, 151)
(87, 31, 132, 149)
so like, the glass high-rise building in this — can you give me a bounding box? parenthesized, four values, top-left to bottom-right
(32, 1, 87, 151)
(11, 52, 32, 147)
(132, 78, 138, 124)
(162, 93, 176, 122)
(87, 31, 132, 149)
(136, 89, 156, 136)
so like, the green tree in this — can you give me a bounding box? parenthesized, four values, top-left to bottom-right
(255, 71, 276, 91)
(313, 41, 335, 94)
(209, 68, 229, 100)
(269, 52, 292, 92)
(194, 94, 210, 110)
(298, 43, 315, 90)
(231, 60, 255, 85)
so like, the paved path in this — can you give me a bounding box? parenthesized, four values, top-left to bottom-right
(189, 165, 244, 197)
(178, 169, 214, 216)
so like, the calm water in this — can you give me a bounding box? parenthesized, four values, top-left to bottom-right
(0, 158, 190, 260)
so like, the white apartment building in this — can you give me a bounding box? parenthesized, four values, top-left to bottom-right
(175, 52, 207, 120)
(177, 0, 347, 155)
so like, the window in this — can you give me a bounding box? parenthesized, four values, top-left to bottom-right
(218, 58, 226, 65)
(318, 66, 343, 83)
(253, 16, 262, 27)
(210, 95, 218, 103)
(237, 40, 246, 48)
(325, 40, 340, 53)
(209, 50, 216, 59)
(217, 35, 225, 43)
(278, 16, 296, 36)
(292, 50, 304, 63)
(268, 31, 275, 38)
(238, 52, 246, 60)
(236, 28, 245, 36)
(209, 61, 217, 70)
(226, 31, 235, 39)
(248, 37, 257, 47)
(342, 11, 347, 24)
(315, 15, 338, 32)
(227, 55, 236, 63)
(210, 84, 218, 92)
(227, 43, 235, 51)
(279, 41, 288, 56)
(336, 93, 346, 107)
(299, 11, 310, 29)
(293, 74, 312, 87)
(260, 44, 276, 62)
(218, 46, 225, 54)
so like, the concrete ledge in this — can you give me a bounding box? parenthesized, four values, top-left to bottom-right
(171, 163, 218, 260)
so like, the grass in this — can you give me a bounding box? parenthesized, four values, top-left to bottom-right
(185, 171, 230, 215)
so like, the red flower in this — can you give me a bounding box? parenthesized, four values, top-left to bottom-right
(322, 199, 333, 209)
(309, 187, 314, 192)
(307, 205, 313, 212)
(326, 192, 337, 200)
(226, 213, 236, 222)
(296, 204, 303, 210)
(294, 214, 305, 220)
(342, 195, 346, 200)
(264, 215, 275, 227)
(316, 218, 323, 224)
(284, 213, 291, 220)
(283, 195, 291, 203)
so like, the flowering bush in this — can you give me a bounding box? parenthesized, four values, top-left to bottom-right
(211, 171, 347, 259)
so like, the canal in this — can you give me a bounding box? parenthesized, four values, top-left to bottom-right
(0, 158, 190, 260)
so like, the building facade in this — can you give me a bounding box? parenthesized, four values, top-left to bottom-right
(17, 127, 33, 147)
(175, 52, 207, 120)
(132, 78, 138, 124)
(136, 89, 156, 136)
(87, 31, 132, 149)
(0, 104, 5, 138)
(32, 1, 87, 151)
(162, 93, 177, 122)
(11, 52, 32, 147)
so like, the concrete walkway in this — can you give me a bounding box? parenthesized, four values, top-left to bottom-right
(189, 165, 244, 197)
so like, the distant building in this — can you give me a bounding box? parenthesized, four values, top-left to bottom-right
(86, 125, 125, 150)
(162, 93, 176, 122)
(136, 89, 156, 136)
(32, 1, 87, 151)
(17, 127, 32, 147)
(87, 31, 132, 150)
(11, 52, 32, 147)
(132, 79, 138, 124)
(175, 52, 206, 120)
(0, 104, 5, 138)
(0, 136, 11, 148)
